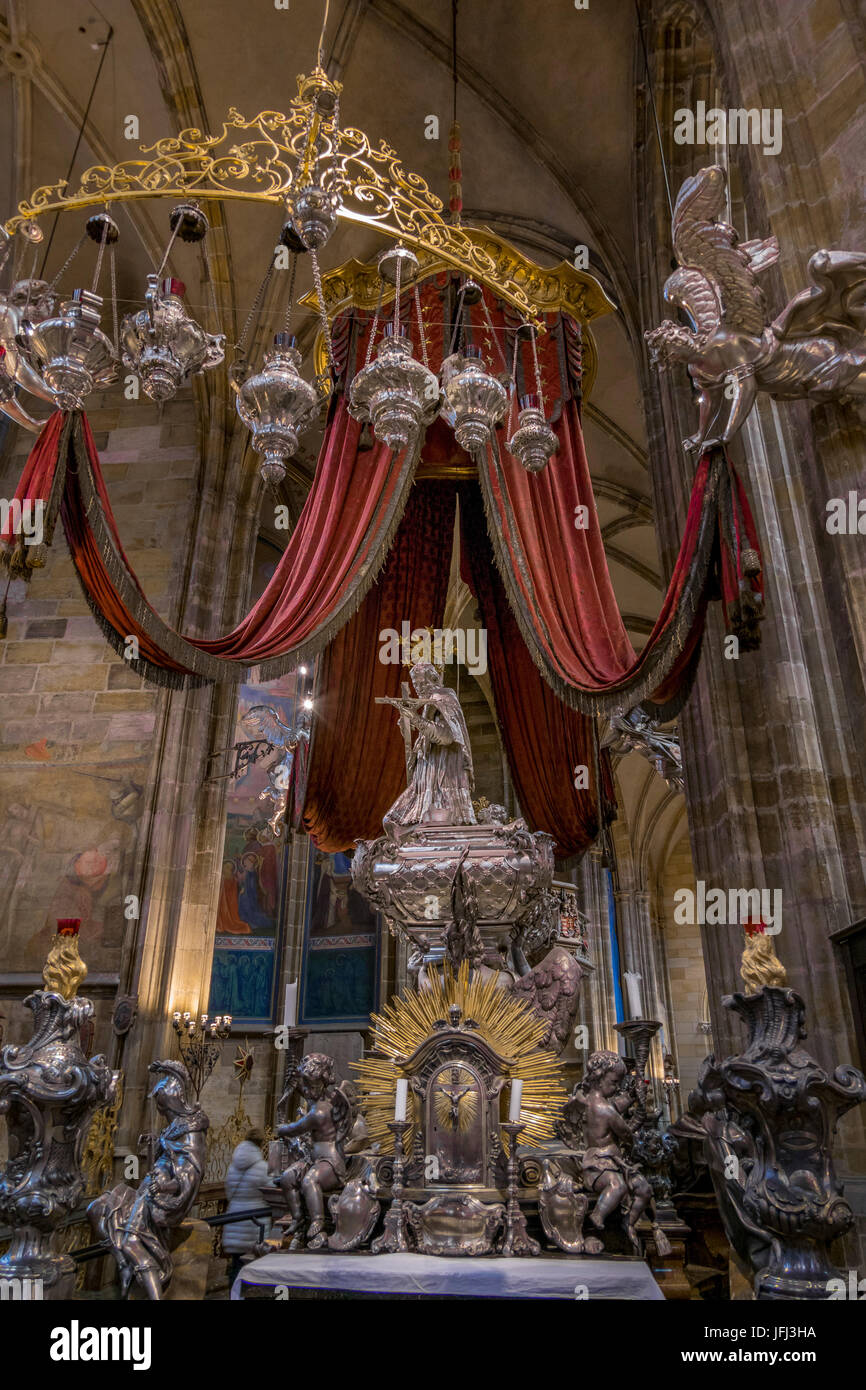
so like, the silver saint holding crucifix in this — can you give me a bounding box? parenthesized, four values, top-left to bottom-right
(378, 661, 476, 833)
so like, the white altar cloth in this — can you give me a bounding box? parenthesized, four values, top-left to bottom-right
(232, 1251, 663, 1300)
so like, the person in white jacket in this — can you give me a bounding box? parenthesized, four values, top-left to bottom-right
(223, 1129, 271, 1283)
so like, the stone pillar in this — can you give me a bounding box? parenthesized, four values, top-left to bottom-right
(635, 0, 866, 1179)
(615, 887, 667, 1080)
(578, 849, 618, 1053)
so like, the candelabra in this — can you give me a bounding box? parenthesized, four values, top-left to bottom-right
(170, 1011, 232, 1101)
(500, 1122, 540, 1257)
(613, 1018, 661, 1123)
(372, 1119, 411, 1254)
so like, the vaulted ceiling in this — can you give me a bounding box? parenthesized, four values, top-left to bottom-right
(0, 0, 682, 866)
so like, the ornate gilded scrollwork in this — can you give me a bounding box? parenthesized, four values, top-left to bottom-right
(4, 73, 614, 336)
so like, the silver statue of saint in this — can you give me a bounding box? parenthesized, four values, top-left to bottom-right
(378, 661, 475, 834)
(87, 1060, 208, 1300)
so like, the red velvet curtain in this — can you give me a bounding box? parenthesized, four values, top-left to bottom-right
(459, 483, 611, 860)
(480, 398, 762, 715)
(302, 480, 457, 851)
(12, 402, 421, 685)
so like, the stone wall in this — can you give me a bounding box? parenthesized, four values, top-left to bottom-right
(656, 836, 710, 1098)
(0, 389, 199, 1076)
(636, 0, 866, 1186)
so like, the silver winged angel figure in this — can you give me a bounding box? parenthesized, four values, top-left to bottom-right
(645, 165, 866, 454)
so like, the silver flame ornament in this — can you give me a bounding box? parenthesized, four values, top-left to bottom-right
(121, 275, 225, 401)
(235, 332, 320, 485)
(506, 393, 559, 473)
(25, 288, 116, 410)
(441, 346, 509, 453)
(349, 324, 441, 453)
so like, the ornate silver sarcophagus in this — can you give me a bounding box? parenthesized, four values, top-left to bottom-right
(352, 819, 554, 960)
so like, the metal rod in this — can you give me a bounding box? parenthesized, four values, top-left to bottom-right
(634, 0, 673, 221)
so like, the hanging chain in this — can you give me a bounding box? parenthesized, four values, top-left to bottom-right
(414, 285, 430, 369)
(364, 279, 384, 367)
(156, 219, 181, 279)
(530, 323, 545, 413)
(283, 253, 298, 335)
(110, 243, 119, 353)
(23, 242, 40, 315)
(447, 282, 467, 358)
(235, 255, 276, 355)
(392, 252, 402, 335)
(481, 291, 508, 372)
(202, 233, 222, 334)
(0, 235, 13, 285)
(90, 216, 111, 294)
(120, 202, 158, 272)
(506, 327, 521, 434)
(310, 247, 334, 372)
(46, 232, 86, 296)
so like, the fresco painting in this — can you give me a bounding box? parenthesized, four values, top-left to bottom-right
(298, 847, 380, 1028)
(207, 671, 300, 1024)
(0, 727, 151, 975)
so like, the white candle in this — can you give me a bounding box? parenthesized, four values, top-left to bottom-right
(509, 1078, 523, 1123)
(395, 1078, 409, 1121)
(624, 971, 643, 1019)
(283, 981, 298, 1027)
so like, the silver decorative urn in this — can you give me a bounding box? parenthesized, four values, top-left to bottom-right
(25, 288, 116, 409)
(441, 346, 509, 453)
(121, 275, 225, 401)
(290, 183, 341, 251)
(349, 324, 441, 452)
(0, 922, 118, 1299)
(235, 332, 320, 484)
(506, 393, 559, 473)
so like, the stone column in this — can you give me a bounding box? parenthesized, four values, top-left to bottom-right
(635, 0, 866, 1179)
(578, 850, 618, 1053)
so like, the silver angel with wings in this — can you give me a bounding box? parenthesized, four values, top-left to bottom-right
(645, 165, 866, 453)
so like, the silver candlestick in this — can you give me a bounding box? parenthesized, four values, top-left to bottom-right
(372, 1120, 411, 1254)
(500, 1122, 540, 1257)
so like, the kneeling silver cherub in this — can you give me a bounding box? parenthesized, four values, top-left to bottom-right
(274, 1052, 357, 1250)
(565, 1049, 670, 1256)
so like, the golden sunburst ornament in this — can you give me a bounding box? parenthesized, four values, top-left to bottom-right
(353, 963, 568, 1154)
